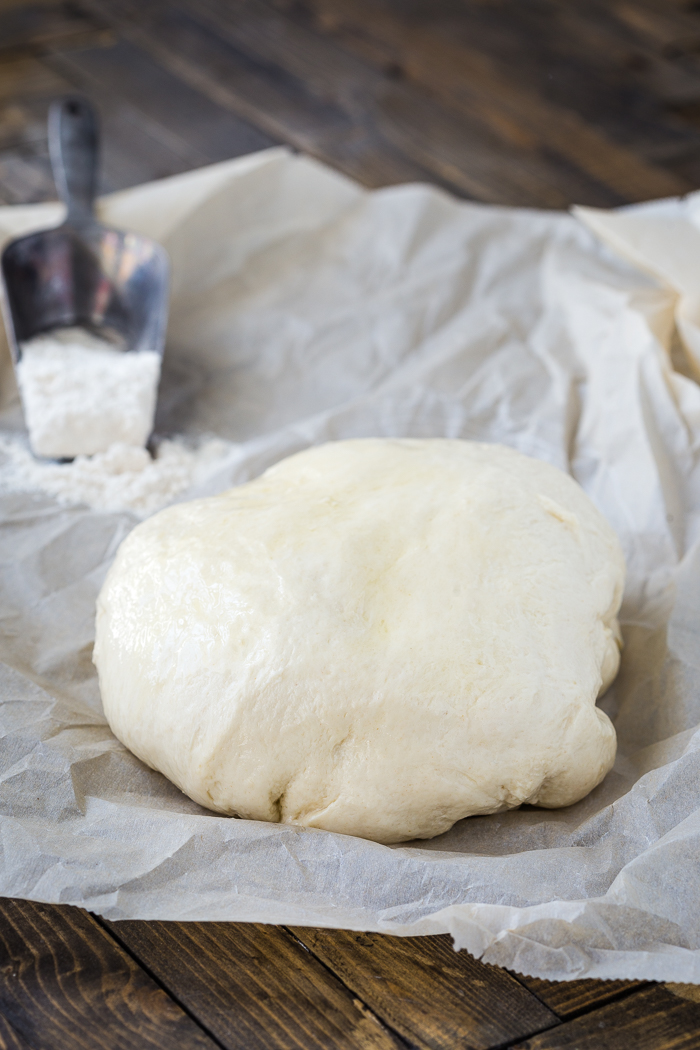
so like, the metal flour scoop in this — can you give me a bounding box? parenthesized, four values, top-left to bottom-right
(0, 96, 169, 367)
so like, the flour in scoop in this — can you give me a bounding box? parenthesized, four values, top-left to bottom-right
(16, 328, 161, 459)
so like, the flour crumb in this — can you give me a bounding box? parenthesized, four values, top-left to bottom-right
(16, 328, 161, 459)
(0, 436, 232, 517)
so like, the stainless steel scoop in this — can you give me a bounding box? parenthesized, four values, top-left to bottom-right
(0, 96, 168, 364)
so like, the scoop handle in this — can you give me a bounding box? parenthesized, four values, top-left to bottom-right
(49, 96, 99, 228)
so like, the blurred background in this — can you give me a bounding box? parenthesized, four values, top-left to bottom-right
(1, 0, 699, 210)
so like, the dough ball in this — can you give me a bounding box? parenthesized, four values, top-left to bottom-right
(94, 439, 624, 844)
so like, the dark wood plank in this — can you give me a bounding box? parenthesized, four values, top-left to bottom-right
(0, 50, 215, 203)
(0, 148, 54, 204)
(0, 53, 76, 203)
(372, 80, 612, 208)
(6, 0, 698, 207)
(0, 1012, 32, 1050)
(510, 984, 700, 1050)
(0, 0, 110, 56)
(280, 0, 690, 203)
(0, 1, 278, 202)
(306, 0, 700, 183)
(74, 0, 657, 207)
(666, 983, 700, 1005)
(184, 0, 621, 206)
(0, 899, 218, 1050)
(76, 0, 458, 195)
(0, 56, 69, 144)
(416, 0, 700, 183)
(611, 0, 700, 53)
(289, 928, 559, 1050)
(0, 66, 194, 203)
(50, 37, 277, 169)
(103, 919, 404, 1050)
(513, 973, 648, 1020)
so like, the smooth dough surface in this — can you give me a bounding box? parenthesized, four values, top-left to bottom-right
(94, 439, 625, 844)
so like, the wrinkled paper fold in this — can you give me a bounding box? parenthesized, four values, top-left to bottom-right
(1, 148, 700, 982)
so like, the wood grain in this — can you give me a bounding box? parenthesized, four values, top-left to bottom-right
(666, 982, 700, 1005)
(0, 0, 109, 56)
(363, 0, 700, 182)
(115, 0, 662, 205)
(104, 918, 404, 1050)
(4, 0, 700, 206)
(76, 0, 457, 195)
(0, 1012, 31, 1050)
(49, 37, 277, 169)
(514, 973, 649, 1019)
(0, 1, 277, 201)
(286, 0, 689, 202)
(68, 0, 609, 204)
(510, 984, 700, 1050)
(0, 898, 218, 1050)
(0, 51, 73, 204)
(74, 0, 700, 206)
(289, 928, 559, 1050)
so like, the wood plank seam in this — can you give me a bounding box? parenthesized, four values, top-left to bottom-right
(68, 0, 355, 152)
(101, 919, 410, 1049)
(282, 927, 412, 1049)
(0, 899, 220, 1050)
(500, 983, 700, 1050)
(508, 973, 655, 1024)
(494, 986, 658, 1049)
(286, 927, 562, 1049)
(279, 0, 688, 200)
(70, 0, 573, 203)
(90, 913, 230, 1050)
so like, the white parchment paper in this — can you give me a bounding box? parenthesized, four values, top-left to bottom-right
(2, 147, 700, 983)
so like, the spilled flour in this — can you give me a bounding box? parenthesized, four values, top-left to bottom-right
(4, 327, 234, 517)
(0, 436, 233, 518)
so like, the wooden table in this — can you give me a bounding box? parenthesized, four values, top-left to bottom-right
(2, 1, 700, 1047)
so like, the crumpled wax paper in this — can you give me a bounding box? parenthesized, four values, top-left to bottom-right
(2, 146, 700, 983)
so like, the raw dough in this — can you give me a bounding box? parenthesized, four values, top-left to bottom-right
(94, 439, 624, 844)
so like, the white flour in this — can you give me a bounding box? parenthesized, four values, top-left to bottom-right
(16, 329, 161, 459)
(0, 436, 232, 518)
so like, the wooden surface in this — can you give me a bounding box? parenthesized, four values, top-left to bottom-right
(2, 0, 700, 1047)
(2, 906, 700, 1050)
(4, 0, 700, 208)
